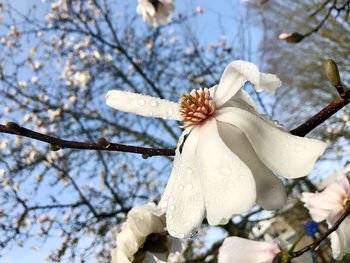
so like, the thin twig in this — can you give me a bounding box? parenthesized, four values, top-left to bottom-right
(291, 200, 350, 258)
(0, 124, 175, 156)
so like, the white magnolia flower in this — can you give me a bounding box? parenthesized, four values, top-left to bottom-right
(137, 0, 174, 28)
(218, 237, 312, 263)
(301, 175, 350, 260)
(111, 203, 182, 263)
(106, 60, 326, 238)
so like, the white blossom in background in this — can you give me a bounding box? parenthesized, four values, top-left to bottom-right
(218, 237, 312, 263)
(301, 175, 350, 260)
(137, 0, 175, 28)
(195, 6, 204, 14)
(111, 203, 183, 263)
(18, 81, 27, 89)
(73, 70, 91, 88)
(106, 61, 326, 238)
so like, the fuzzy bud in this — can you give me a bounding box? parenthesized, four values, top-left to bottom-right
(324, 59, 341, 87)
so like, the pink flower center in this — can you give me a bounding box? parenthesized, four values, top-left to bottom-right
(179, 88, 216, 128)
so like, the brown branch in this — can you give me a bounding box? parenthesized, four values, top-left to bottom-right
(290, 89, 350, 137)
(0, 124, 175, 157)
(291, 200, 350, 258)
(1, 87, 349, 156)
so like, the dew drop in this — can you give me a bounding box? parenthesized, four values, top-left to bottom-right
(179, 185, 184, 190)
(167, 108, 173, 115)
(179, 233, 185, 238)
(187, 167, 193, 174)
(138, 99, 145, 106)
(168, 196, 174, 202)
(149, 111, 153, 116)
(168, 214, 173, 220)
(150, 100, 158, 107)
(170, 204, 175, 210)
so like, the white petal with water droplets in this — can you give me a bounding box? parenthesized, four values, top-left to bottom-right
(214, 61, 282, 108)
(159, 128, 205, 238)
(215, 107, 326, 179)
(106, 90, 181, 120)
(217, 121, 286, 210)
(196, 118, 256, 225)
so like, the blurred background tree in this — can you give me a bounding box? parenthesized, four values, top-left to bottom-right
(248, 0, 350, 161)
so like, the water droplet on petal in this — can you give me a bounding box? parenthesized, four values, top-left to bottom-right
(170, 205, 175, 210)
(179, 233, 185, 238)
(138, 99, 145, 106)
(187, 167, 193, 174)
(168, 196, 174, 202)
(167, 108, 173, 115)
(179, 185, 184, 190)
(168, 214, 173, 220)
(149, 111, 153, 116)
(151, 100, 158, 107)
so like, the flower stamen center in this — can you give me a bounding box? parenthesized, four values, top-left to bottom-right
(179, 88, 216, 128)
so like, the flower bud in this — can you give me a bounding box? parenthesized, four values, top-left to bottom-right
(324, 59, 340, 87)
(96, 137, 110, 148)
(6, 122, 21, 133)
(278, 32, 304, 43)
(49, 144, 60, 151)
(142, 154, 149, 159)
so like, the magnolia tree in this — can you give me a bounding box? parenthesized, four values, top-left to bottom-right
(0, 0, 350, 262)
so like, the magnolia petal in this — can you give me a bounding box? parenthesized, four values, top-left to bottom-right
(231, 89, 259, 112)
(159, 128, 192, 208)
(301, 192, 330, 222)
(328, 213, 350, 260)
(196, 118, 256, 225)
(215, 107, 326, 179)
(106, 90, 181, 120)
(217, 121, 286, 210)
(302, 190, 343, 213)
(111, 249, 131, 263)
(128, 204, 165, 236)
(159, 128, 205, 238)
(116, 223, 142, 259)
(214, 61, 282, 108)
(218, 237, 280, 263)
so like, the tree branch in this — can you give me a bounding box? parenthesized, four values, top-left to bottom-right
(0, 124, 175, 156)
(1, 85, 349, 156)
